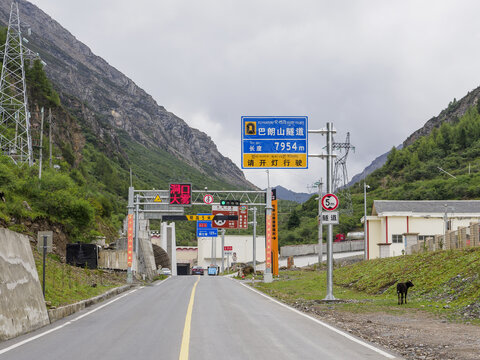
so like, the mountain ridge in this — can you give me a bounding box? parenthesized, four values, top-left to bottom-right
(349, 86, 480, 187)
(0, 0, 254, 189)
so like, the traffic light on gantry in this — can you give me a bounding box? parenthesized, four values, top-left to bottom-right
(220, 200, 240, 206)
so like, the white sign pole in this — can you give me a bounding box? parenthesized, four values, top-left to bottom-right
(324, 122, 336, 301)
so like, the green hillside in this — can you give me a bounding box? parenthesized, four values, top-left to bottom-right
(281, 102, 480, 245)
(256, 248, 480, 321)
(0, 26, 245, 247)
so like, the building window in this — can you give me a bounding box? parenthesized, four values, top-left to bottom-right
(418, 235, 434, 241)
(392, 234, 403, 243)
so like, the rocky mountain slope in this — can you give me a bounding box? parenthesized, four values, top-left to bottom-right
(350, 86, 480, 187)
(0, 0, 254, 189)
(403, 87, 480, 147)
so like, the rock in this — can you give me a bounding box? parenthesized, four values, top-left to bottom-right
(22, 201, 32, 211)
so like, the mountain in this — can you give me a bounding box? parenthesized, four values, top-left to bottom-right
(347, 145, 402, 187)
(349, 85, 480, 187)
(273, 186, 311, 203)
(403, 88, 480, 148)
(0, 0, 254, 190)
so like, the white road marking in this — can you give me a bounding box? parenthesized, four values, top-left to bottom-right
(0, 278, 169, 355)
(235, 279, 396, 359)
(156, 276, 171, 286)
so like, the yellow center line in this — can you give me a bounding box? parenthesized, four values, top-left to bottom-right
(179, 276, 200, 360)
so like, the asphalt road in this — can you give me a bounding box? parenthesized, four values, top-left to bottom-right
(0, 276, 398, 360)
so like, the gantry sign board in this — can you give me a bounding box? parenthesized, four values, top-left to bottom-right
(241, 116, 308, 169)
(212, 204, 248, 229)
(140, 190, 185, 220)
(197, 216, 218, 237)
(169, 183, 192, 206)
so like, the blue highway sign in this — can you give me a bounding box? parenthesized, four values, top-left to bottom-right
(241, 116, 308, 169)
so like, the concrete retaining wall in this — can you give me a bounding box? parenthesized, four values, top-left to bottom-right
(98, 250, 128, 270)
(48, 284, 134, 323)
(0, 228, 50, 341)
(280, 240, 364, 257)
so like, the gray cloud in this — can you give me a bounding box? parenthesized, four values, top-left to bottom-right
(30, 0, 480, 192)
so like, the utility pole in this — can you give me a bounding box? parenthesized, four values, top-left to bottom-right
(317, 179, 323, 267)
(38, 107, 44, 179)
(48, 108, 52, 168)
(363, 181, 369, 260)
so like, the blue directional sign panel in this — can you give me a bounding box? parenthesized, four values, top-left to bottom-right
(241, 116, 308, 169)
(197, 218, 218, 237)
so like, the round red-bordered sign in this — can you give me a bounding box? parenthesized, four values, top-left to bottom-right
(203, 194, 214, 205)
(321, 194, 339, 211)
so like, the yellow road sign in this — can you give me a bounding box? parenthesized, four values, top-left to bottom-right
(242, 153, 307, 168)
(186, 215, 215, 221)
(154, 194, 162, 202)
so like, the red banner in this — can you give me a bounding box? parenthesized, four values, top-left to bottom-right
(127, 214, 134, 267)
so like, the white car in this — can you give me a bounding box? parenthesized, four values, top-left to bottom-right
(162, 268, 172, 275)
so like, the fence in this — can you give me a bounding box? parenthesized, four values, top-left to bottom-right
(410, 222, 480, 254)
(280, 239, 364, 257)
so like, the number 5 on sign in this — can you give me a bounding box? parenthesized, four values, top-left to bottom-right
(321, 194, 339, 211)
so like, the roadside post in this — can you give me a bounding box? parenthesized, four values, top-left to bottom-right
(249, 207, 257, 270)
(42, 235, 47, 297)
(221, 229, 226, 273)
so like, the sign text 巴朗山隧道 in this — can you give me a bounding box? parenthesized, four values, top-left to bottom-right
(241, 116, 308, 169)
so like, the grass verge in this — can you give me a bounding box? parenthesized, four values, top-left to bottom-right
(254, 248, 480, 324)
(33, 249, 126, 308)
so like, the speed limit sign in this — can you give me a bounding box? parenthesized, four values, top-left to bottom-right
(203, 194, 214, 205)
(321, 194, 339, 211)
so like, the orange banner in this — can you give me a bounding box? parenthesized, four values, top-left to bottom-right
(272, 200, 279, 276)
(127, 214, 134, 267)
(266, 213, 272, 270)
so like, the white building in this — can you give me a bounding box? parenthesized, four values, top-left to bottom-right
(197, 235, 266, 269)
(362, 200, 480, 259)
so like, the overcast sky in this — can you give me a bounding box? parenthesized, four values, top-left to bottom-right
(29, 0, 480, 193)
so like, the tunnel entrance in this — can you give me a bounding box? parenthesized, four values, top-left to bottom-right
(176, 263, 190, 275)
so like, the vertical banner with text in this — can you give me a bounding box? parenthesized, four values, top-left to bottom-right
(266, 214, 272, 271)
(127, 214, 134, 268)
(272, 199, 279, 276)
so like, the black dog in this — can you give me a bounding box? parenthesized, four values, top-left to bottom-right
(397, 280, 414, 305)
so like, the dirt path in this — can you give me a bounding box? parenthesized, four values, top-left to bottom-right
(292, 302, 480, 360)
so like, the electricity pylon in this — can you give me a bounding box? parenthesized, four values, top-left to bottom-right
(0, 2, 40, 165)
(332, 132, 355, 214)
